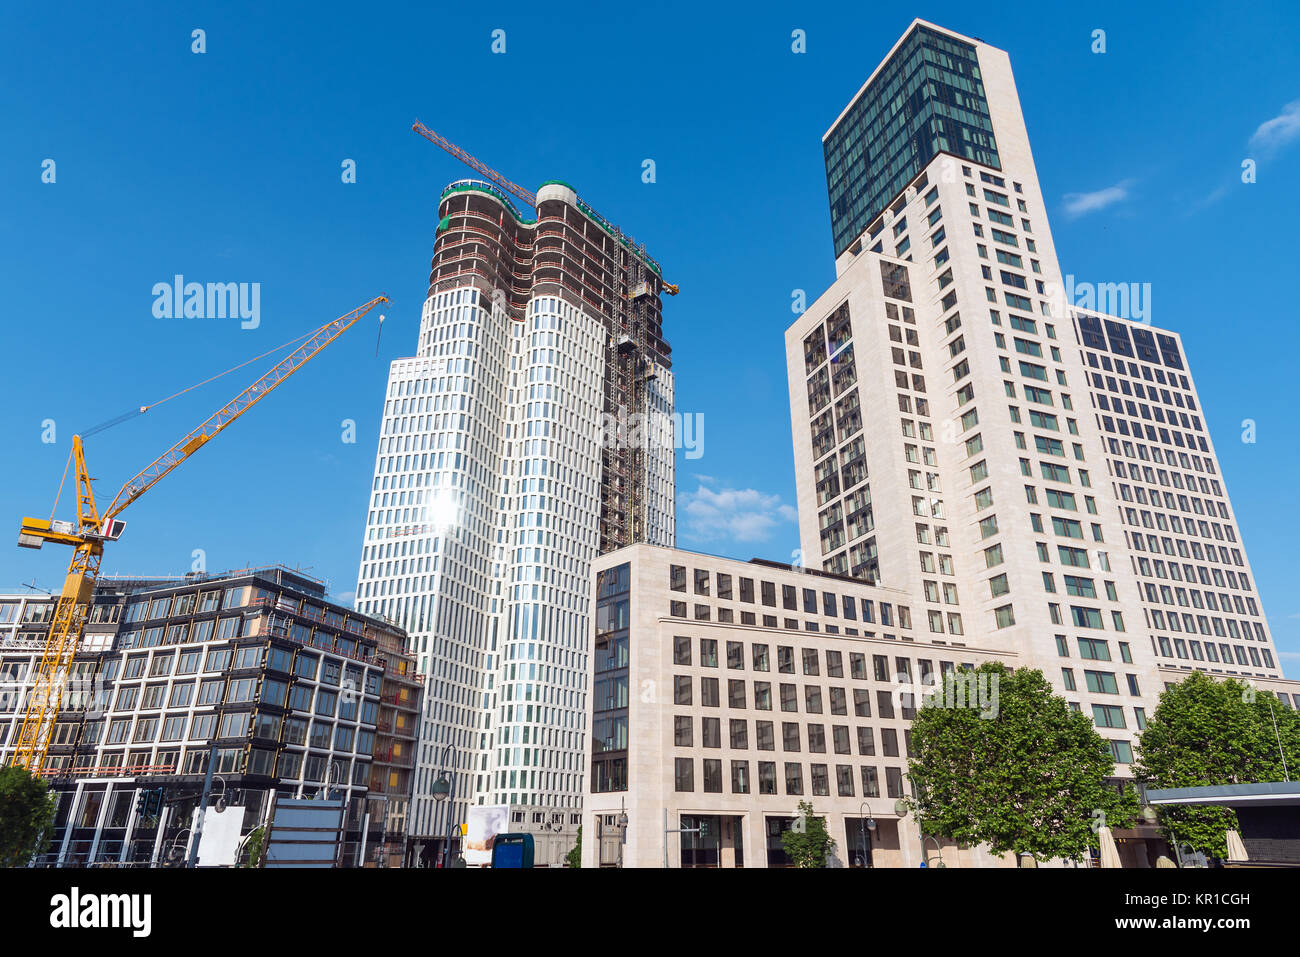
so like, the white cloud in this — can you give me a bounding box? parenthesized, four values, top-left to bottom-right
(1249, 100, 1300, 154)
(681, 484, 798, 544)
(1062, 179, 1134, 217)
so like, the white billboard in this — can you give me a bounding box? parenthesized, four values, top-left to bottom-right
(464, 804, 510, 867)
(194, 804, 246, 867)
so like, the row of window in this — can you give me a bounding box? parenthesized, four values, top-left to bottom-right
(675, 714, 907, 757)
(673, 674, 919, 721)
(674, 757, 906, 799)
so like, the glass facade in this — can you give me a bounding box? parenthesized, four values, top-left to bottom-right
(591, 562, 631, 792)
(824, 25, 999, 256)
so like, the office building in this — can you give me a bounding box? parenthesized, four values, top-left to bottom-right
(0, 566, 417, 867)
(582, 543, 1028, 867)
(786, 19, 1294, 770)
(354, 178, 676, 857)
(580, 19, 1300, 869)
(580, 543, 1300, 868)
(1071, 311, 1283, 680)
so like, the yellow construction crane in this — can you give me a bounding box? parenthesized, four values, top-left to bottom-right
(10, 295, 388, 773)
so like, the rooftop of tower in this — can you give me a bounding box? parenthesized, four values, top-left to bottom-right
(438, 178, 663, 278)
(822, 19, 990, 141)
(821, 18, 1002, 258)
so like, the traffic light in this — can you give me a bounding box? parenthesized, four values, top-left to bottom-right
(699, 819, 711, 840)
(136, 787, 165, 819)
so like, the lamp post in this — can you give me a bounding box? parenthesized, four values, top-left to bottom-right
(857, 800, 876, 869)
(430, 743, 457, 868)
(617, 798, 629, 869)
(922, 835, 946, 868)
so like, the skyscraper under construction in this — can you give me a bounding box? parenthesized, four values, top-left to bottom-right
(354, 148, 676, 860)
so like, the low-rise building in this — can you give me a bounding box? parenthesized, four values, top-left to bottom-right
(584, 544, 1027, 868)
(0, 565, 419, 867)
(580, 544, 1300, 868)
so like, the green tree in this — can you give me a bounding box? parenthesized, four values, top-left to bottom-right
(907, 661, 1138, 864)
(1135, 671, 1300, 859)
(781, 799, 836, 868)
(566, 826, 581, 868)
(0, 766, 57, 867)
(241, 825, 266, 868)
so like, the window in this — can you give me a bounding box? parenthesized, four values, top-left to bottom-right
(227, 677, 258, 703)
(168, 682, 195, 708)
(784, 762, 804, 796)
(885, 767, 904, 799)
(727, 678, 746, 709)
(808, 724, 827, 753)
(1092, 704, 1126, 729)
(731, 761, 750, 794)
(853, 688, 871, 718)
(674, 675, 692, 706)
(197, 679, 223, 706)
(1085, 670, 1119, 694)
(1071, 606, 1104, 629)
(218, 711, 251, 738)
(675, 758, 694, 792)
(700, 638, 718, 668)
(701, 678, 720, 708)
(673, 636, 691, 666)
(861, 766, 880, 798)
(1073, 637, 1112, 663)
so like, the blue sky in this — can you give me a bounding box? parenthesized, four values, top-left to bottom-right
(2, 1, 1298, 674)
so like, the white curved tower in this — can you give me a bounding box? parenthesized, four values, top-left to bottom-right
(355, 179, 675, 859)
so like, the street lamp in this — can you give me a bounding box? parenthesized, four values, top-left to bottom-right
(857, 800, 877, 869)
(922, 835, 946, 868)
(617, 798, 629, 869)
(430, 743, 457, 868)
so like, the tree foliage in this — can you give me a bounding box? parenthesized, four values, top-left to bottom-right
(0, 766, 57, 867)
(241, 825, 266, 868)
(781, 799, 836, 868)
(1135, 671, 1300, 859)
(906, 661, 1137, 863)
(566, 825, 582, 868)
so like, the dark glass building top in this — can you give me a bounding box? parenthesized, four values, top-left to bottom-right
(824, 24, 1000, 257)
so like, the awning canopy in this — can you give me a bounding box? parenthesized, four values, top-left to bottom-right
(1146, 781, 1300, 808)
